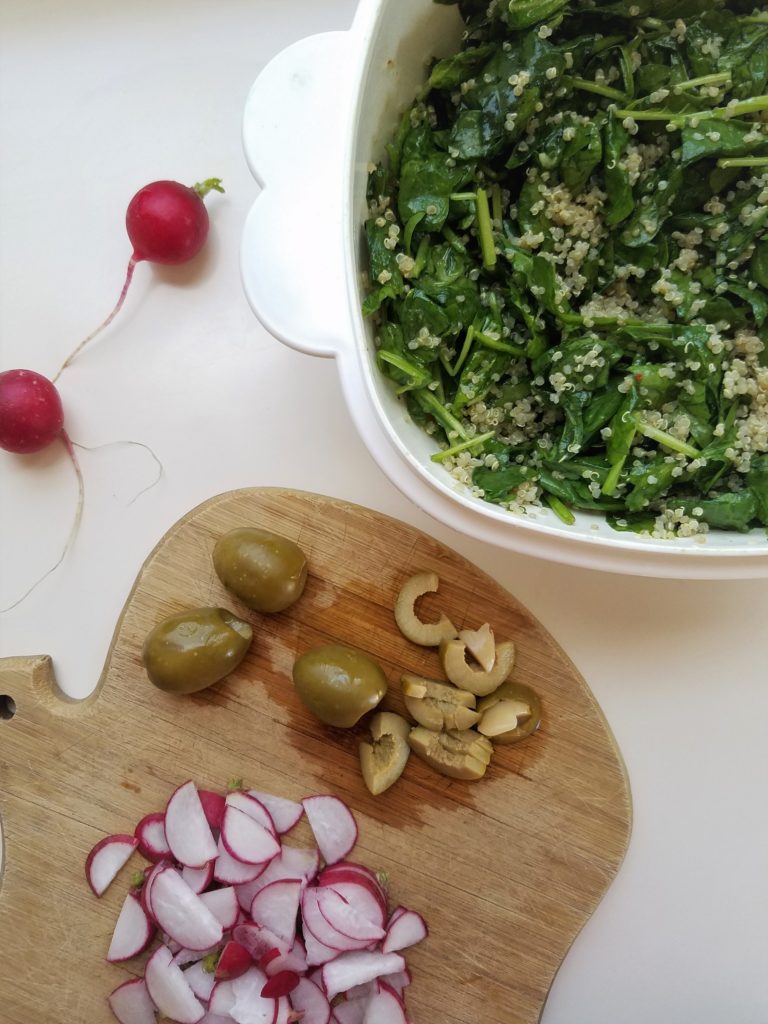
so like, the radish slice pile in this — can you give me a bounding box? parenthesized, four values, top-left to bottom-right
(87, 781, 427, 1024)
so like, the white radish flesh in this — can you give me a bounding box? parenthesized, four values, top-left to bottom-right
(107, 978, 157, 1024)
(221, 806, 281, 866)
(144, 944, 206, 1024)
(316, 888, 385, 943)
(85, 834, 138, 896)
(319, 882, 385, 932)
(199, 886, 240, 931)
(322, 952, 406, 1001)
(382, 969, 411, 995)
(230, 967, 278, 1024)
(332, 999, 368, 1024)
(248, 791, 304, 834)
(184, 960, 217, 1002)
(226, 791, 278, 836)
(106, 892, 155, 962)
(134, 813, 171, 863)
(165, 781, 218, 868)
(289, 976, 331, 1024)
(182, 861, 215, 894)
(362, 982, 407, 1024)
(301, 889, 372, 953)
(233, 922, 289, 961)
(262, 938, 308, 978)
(215, 836, 269, 885)
(302, 797, 357, 866)
(150, 867, 223, 950)
(382, 910, 428, 954)
(318, 868, 386, 918)
(303, 923, 341, 968)
(250, 879, 303, 947)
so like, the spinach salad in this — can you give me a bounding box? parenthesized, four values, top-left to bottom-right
(363, 0, 768, 537)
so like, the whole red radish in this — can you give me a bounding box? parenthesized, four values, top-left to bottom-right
(55, 177, 224, 377)
(0, 369, 64, 454)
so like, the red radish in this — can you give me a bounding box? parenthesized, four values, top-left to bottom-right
(199, 1016, 236, 1024)
(209, 979, 237, 1016)
(381, 910, 427, 955)
(183, 860, 215, 895)
(149, 867, 223, 950)
(236, 846, 319, 911)
(316, 889, 385, 944)
(55, 178, 223, 377)
(318, 864, 386, 910)
(332, 1000, 368, 1024)
(318, 883, 384, 932)
(303, 921, 343, 968)
(199, 886, 239, 931)
(141, 858, 171, 923)
(322, 953, 406, 1001)
(227, 792, 278, 837)
(362, 982, 407, 1024)
(106, 892, 155, 962)
(302, 797, 357, 866)
(301, 888, 372, 953)
(262, 939, 308, 978)
(145, 944, 206, 1024)
(289, 977, 331, 1024)
(0, 369, 64, 454)
(274, 998, 292, 1024)
(250, 879, 303, 947)
(248, 791, 304, 835)
(85, 834, 138, 896)
(221, 805, 281, 866)
(382, 970, 410, 996)
(215, 966, 276, 1024)
(261, 971, 300, 999)
(215, 940, 253, 982)
(233, 922, 289, 961)
(165, 780, 219, 868)
(345, 981, 377, 1003)
(107, 977, 157, 1024)
(215, 836, 269, 885)
(134, 812, 170, 863)
(185, 960, 217, 1002)
(199, 790, 227, 830)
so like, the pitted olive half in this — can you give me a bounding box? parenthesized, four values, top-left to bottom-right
(142, 607, 252, 694)
(292, 644, 388, 728)
(213, 527, 308, 613)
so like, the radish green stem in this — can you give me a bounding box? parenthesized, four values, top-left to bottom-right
(53, 256, 138, 381)
(192, 178, 225, 198)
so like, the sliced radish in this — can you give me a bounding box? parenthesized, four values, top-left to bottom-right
(236, 846, 319, 911)
(209, 979, 236, 1016)
(289, 976, 331, 1024)
(145, 944, 206, 1024)
(199, 790, 226, 830)
(135, 813, 171, 863)
(173, 944, 220, 968)
(107, 977, 157, 1024)
(385, 908, 405, 929)
(183, 860, 215, 895)
(318, 869, 386, 918)
(229, 966, 278, 1024)
(248, 791, 304, 834)
(382, 910, 427, 954)
(227, 791, 278, 836)
(301, 888, 371, 952)
(382, 969, 411, 996)
(85, 834, 138, 896)
(316, 888, 385, 944)
(215, 836, 269, 885)
(150, 867, 223, 950)
(200, 886, 239, 931)
(185, 960, 217, 1002)
(261, 970, 300, 999)
(303, 921, 344, 967)
(274, 998, 292, 1024)
(165, 781, 219, 868)
(262, 938, 308, 977)
(332, 1000, 368, 1024)
(250, 879, 302, 947)
(234, 922, 289, 961)
(141, 858, 171, 923)
(215, 940, 253, 981)
(362, 982, 407, 1024)
(106, 892, 155, 962)
(346, 982, 376, 1003)
(221, 806, 281, 866)
(322, 952, 406, 1001)
(302, 797, 357, 867)
(199, 1016, 236, 1024)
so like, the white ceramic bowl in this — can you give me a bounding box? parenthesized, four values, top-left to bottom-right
(241, 0, 768, 579)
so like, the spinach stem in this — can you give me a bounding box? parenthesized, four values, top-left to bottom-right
(618, 95, 768, 123)
(674, 71, 731, 93)
(410, 236, 430, 279)
(544, 494, 576, 525)
(450, 192, 477, 201)
(718, 156, 768, 168)
(568, 76, 628, 102)
(476, 187, 497, 269)
(451, 325, 475, 377)
(403, 212, 425, 255)
(601, 458, 628, 497)
(633, 418, 701, 459)
(377, 350, 431, 392)
(414, 389, 469, 441)
(431, 431, 495, 463)
(474, 330, 526, 357)
(442, 226, 468, 254)
(491, 183, 503, 226)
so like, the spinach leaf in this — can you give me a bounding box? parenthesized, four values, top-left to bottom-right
(604, 115, 634, 227)
(747, 454, 768, 525)
(675, 492, 758, 532)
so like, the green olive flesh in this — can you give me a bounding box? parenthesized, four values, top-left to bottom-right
(143, 607, 252, 694)
(213, 527, 308, 613)
(293, 644, 388, 728)
(478, 680, 542, 743)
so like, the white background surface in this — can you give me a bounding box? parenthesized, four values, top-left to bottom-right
(1, 1, 767, 1021)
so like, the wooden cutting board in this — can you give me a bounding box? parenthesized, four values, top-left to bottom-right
(0, 488, 631, 1024)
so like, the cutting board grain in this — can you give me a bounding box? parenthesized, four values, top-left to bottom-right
(0, 488, 631, 1023)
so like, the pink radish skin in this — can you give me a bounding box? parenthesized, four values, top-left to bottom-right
(85, 834, 138, 897)
(226, 791, 278, 837)
(301, 889, 372, 953)
(185, 960, 217, 1002)
(319, 883, 385, 932)
(362, 982, 408, 1024)
(134, 812, 170, 863)
(0, 369, 64, 454)
(221, 806, 281, 866)
(382, 970, 411, 996)
(215, 940, 253, 982)
(382, 910, 427, 955)
(302, 797, 358, 867)
(215, 836, 269, 885)
(107, 977, 157, 1024)
(262, 939, 308, 978)
(250, 879, 303, 947)
(289, 976, 331, 1024)
(106, 892, 155, 962)
(149, 867, 223, 950)
(199, 886, 239, 930)
(316, 888, 385, 944)
(317, 870, 386, 918)
(248, 791, 304, 835)
(303, 921, 344, 968)
(322, 952, 406, 1001)
(199, 790, 226, 830)
(145, 945, 206, 1024)
(183, 860, 215, 895)
(165, 781, 219, 869)
(141, 858, 172, 924)
(261, 970, 300, 999)
(233, 922, 289, 961)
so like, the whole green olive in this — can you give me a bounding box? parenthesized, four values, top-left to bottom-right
(213, 527, 308, 614)
(142, 607, 252, 694)
(292, 644, 388, 728)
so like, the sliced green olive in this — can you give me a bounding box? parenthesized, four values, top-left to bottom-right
(477, 681, 542, 743)
(142, 607, 252, 694)
(360, 712, 411, 795)
(408, 726, 494, 781)
(293, 644, 387, 728)
(394, 572, 457, 646)
(439, 638, 515, 696)
(213, 527, 307, 614)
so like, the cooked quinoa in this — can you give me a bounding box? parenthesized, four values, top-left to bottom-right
(363, 0, 768, 537)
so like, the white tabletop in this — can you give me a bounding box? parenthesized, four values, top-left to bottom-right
(1, 2, 767, 1021)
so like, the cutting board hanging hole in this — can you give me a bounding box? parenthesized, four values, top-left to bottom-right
(0, 695, 16, 720)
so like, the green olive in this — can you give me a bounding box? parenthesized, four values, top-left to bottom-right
(213, 528, 308, 614)
(292, 644, 388, 728)
(476, 681, 542, 743)
(142, 607, 252, 694)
